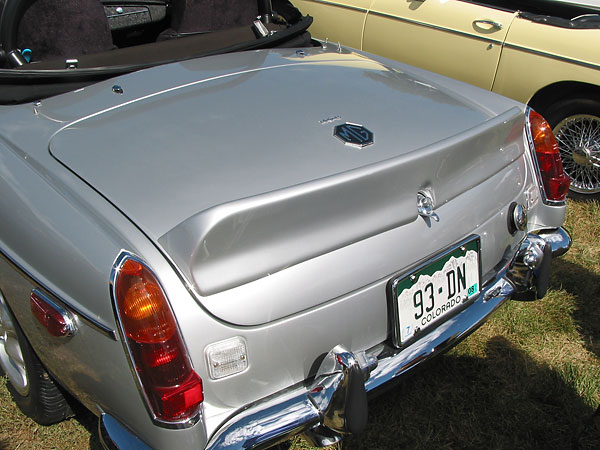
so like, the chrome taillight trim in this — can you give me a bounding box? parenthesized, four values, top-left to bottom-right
(524, 106, 567, 207)
(109, 250, 202, 430)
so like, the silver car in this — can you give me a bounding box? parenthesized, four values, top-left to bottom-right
(0, 1, 571, 449)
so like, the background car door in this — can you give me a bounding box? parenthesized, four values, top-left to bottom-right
(295, 0, 373, 49)
(362, 0, 517, 90)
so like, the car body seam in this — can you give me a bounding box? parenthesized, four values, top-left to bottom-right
(45, 61, 366, 141)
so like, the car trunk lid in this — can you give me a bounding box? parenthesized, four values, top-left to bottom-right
(47, 48, 525, 300)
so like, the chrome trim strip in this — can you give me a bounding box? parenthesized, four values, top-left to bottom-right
(503, 41, 600, 71)
(307, 0, 368, 13)
(0, 247, 117, 340)
(368, 10, 504, 46)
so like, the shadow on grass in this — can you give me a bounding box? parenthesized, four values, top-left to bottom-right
(340, 336, 599, 450)
(567, 192, 600, 202)
(549, 258, 600, 359)
(71, 406, 104, 450)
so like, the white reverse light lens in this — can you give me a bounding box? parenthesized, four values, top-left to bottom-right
(205, 337, 248, 380)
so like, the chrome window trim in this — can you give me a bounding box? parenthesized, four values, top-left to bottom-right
(109, 249, 202, 430)
(0, 246, 117, 340)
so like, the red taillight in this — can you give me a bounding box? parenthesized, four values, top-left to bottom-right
(527, 109, 570, 202)
(114, 256, 203, 424)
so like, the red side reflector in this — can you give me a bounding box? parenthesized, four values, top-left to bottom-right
(30, 290, 75, 337)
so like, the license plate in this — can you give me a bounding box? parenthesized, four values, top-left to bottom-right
(389, 237, 480, 347)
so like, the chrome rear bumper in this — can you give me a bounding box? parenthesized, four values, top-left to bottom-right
(100, 227, 571, 450)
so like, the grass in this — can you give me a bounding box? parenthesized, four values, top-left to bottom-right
(1, 197, 599, 450)
(0, 383, 95, 450)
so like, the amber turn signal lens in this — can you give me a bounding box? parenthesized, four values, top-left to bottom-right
(529, 110, 558, 154)
(115, 259, 176, 343)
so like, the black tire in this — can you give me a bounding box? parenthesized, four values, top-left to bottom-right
(0, 295, 72, 425)
(541, 98, 600, 195)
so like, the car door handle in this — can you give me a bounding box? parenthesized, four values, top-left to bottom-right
(473, 19, 503, 30)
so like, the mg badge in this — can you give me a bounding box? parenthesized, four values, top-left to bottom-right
(334, 123, 374, 148)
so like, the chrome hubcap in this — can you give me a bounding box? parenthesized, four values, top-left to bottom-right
(553, 114, 600, 194)
(0, 294, 29, 395)
(572, 146, 594, 167)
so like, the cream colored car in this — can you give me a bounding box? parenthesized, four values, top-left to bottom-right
(296, 0, 600, 194)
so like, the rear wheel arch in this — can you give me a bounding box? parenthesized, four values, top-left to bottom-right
(0, 289, 73, 424)
(528, 81, 600, 115)
(528, 81, 600, 195)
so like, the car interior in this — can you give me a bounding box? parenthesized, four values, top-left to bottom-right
(474, 0, 600, 27)
(0, 0, 598, 104)
(0, 0, 312, 103)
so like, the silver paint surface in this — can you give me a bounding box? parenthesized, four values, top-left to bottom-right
(0, 45, 567, 450)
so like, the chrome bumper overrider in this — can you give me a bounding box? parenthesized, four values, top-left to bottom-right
(100, 228, 571, 450)
(535, 227, 571, 257)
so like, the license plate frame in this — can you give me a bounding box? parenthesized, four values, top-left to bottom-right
(387, 236, 481, 348)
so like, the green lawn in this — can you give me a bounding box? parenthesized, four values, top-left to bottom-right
(1, 197, 599, 450)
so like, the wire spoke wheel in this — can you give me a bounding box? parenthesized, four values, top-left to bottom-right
(0, 293, 29, 395)
(553, 114, 600, 194)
